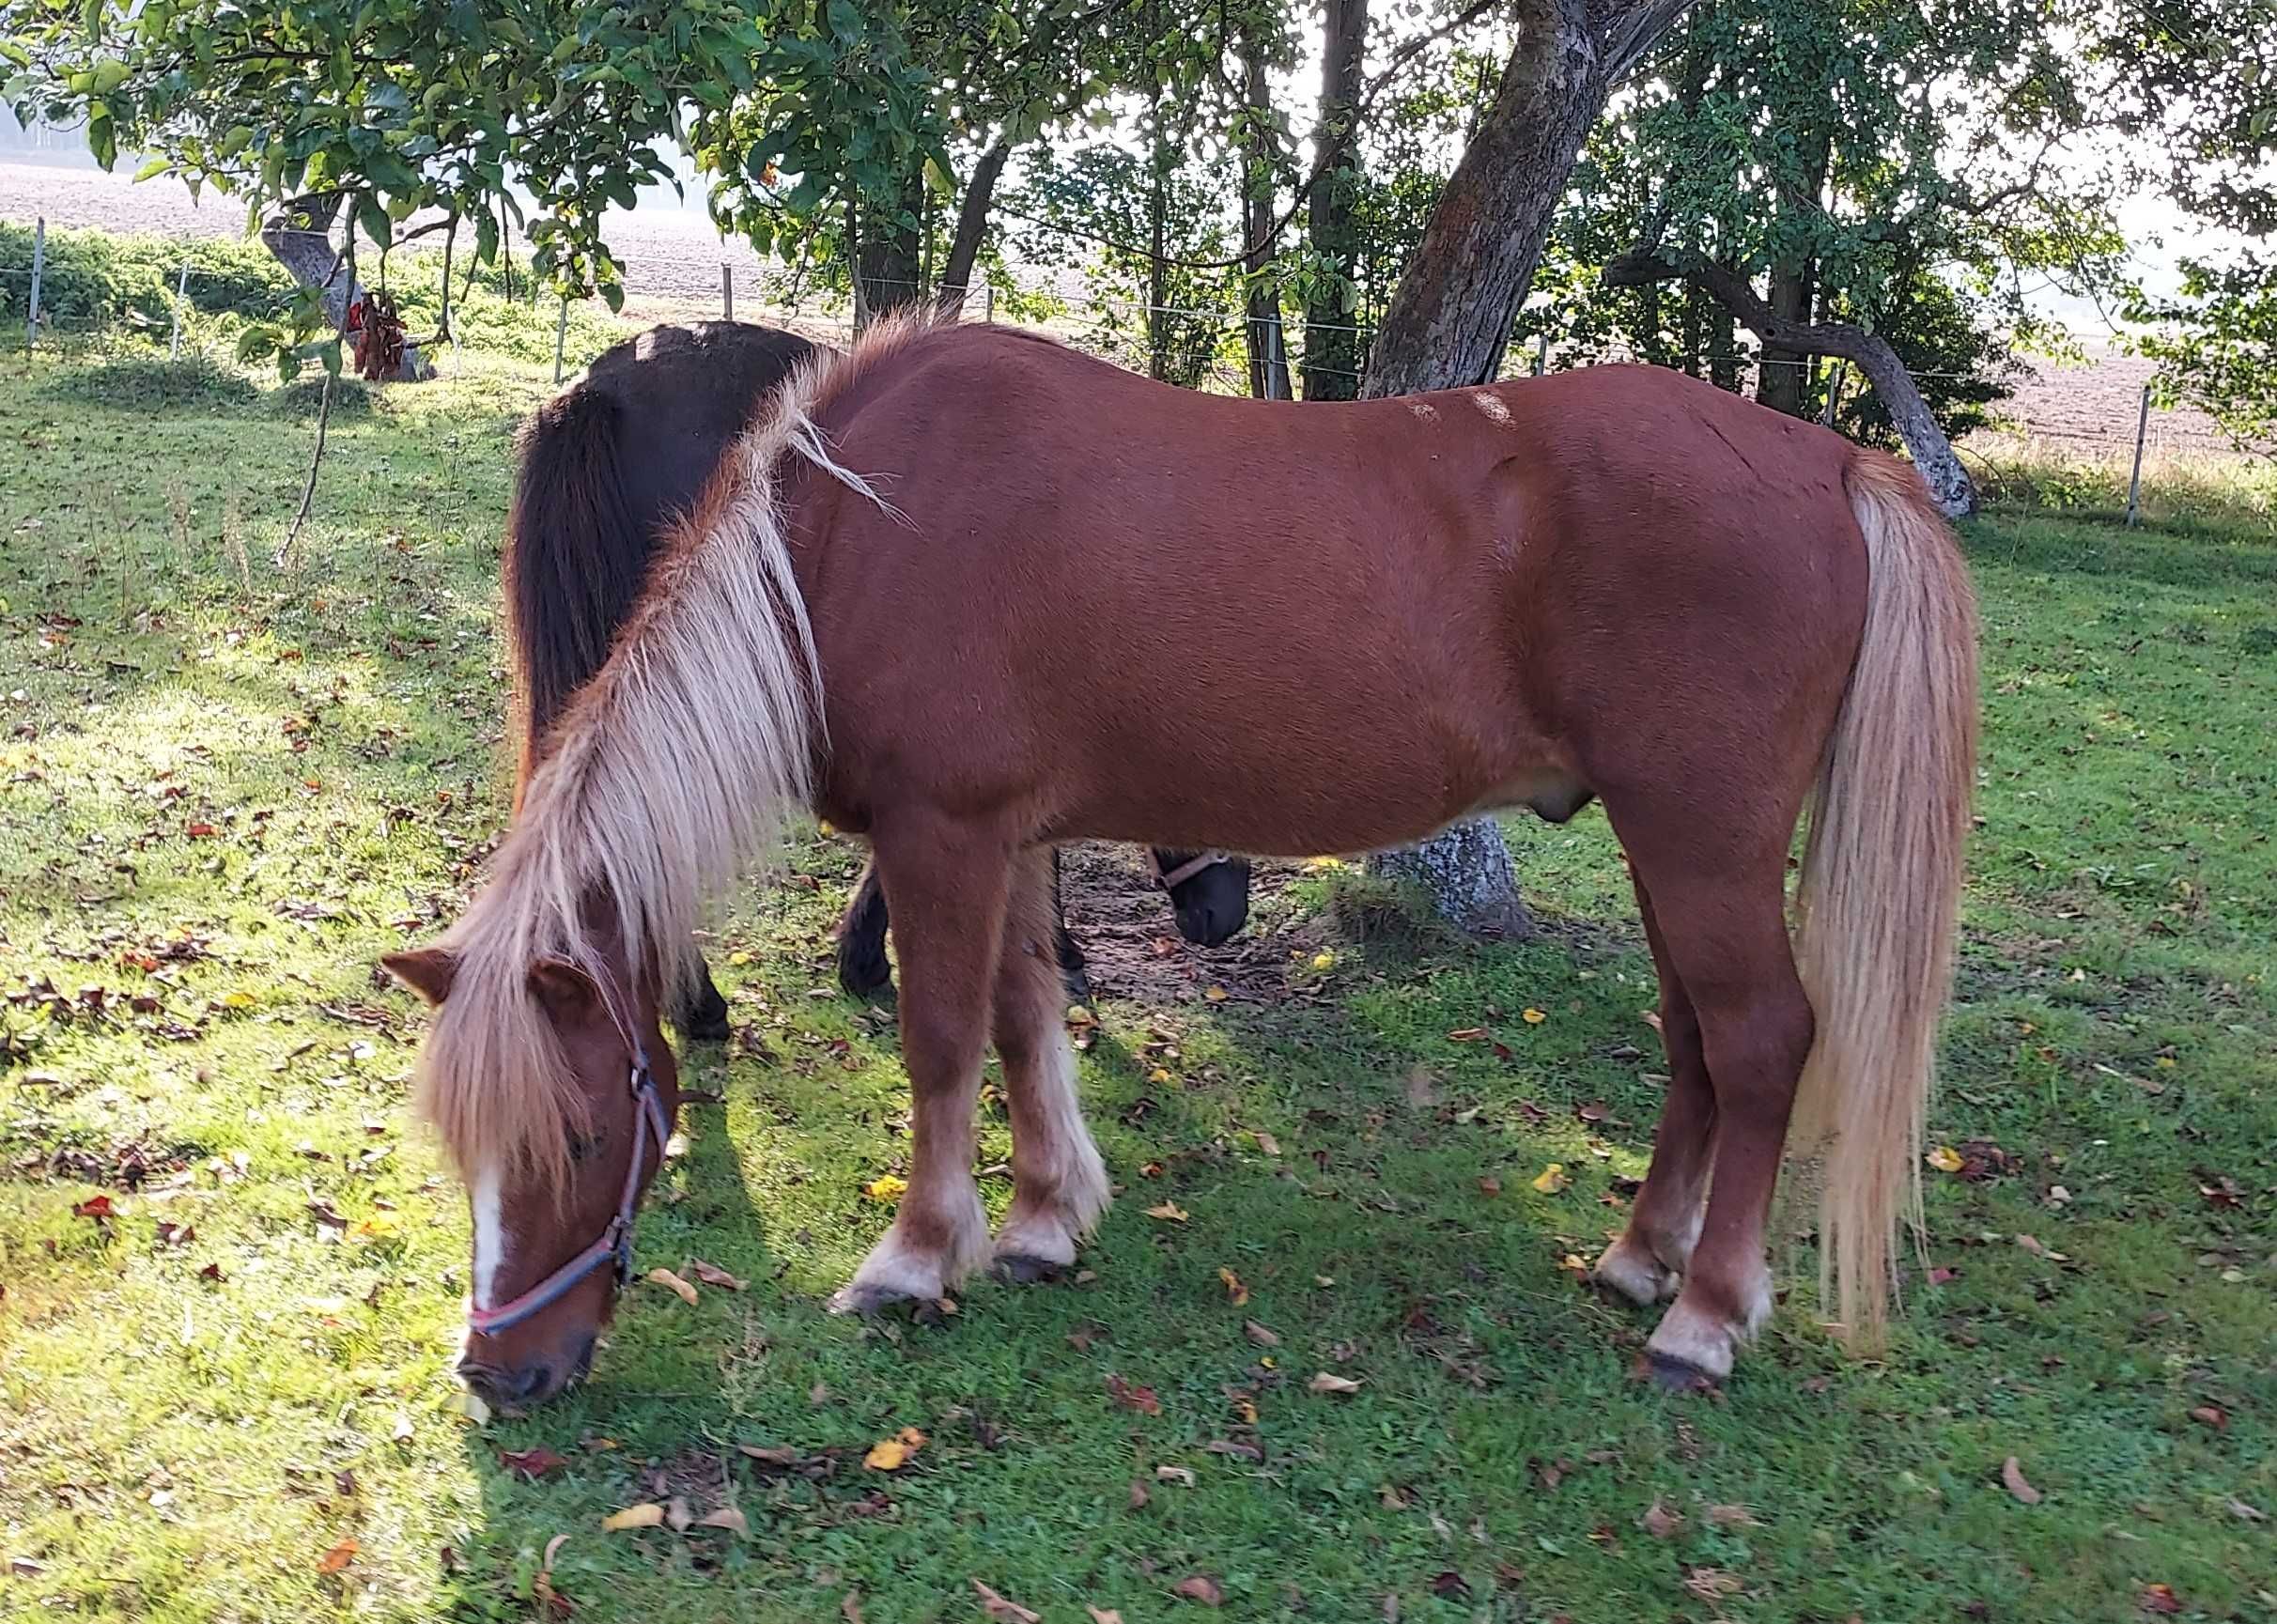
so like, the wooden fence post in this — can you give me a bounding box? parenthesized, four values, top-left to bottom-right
(721, 262, 734, 321)
(1821, 360, 1846, 427)
(2124, 383, 2152, 529)
(25, 217, 45, 351)
(553, 295, 568, 385)
(169, 258, 191, 359)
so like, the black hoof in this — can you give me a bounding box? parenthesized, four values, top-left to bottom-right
(992, 1254, 1067, 1286)
(1637, 1350, 1722, 1394)
(836, 944, 894, 1001)
(676, 979, 732, 1042)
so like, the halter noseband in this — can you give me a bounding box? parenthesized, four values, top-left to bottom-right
(1151, 849, 1232, 892)
(464, 1042, 671, 1338)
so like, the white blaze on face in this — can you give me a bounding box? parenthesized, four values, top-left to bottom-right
(471, 1166, 510, 1310)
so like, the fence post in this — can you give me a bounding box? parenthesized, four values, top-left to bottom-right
(169, 257, 191, 360)
(25, 217, 45, 351)
(721, 262, 733, 321)
(1820, 360, 1846, 427)
(553, 295, 568, 385)
(982, 282, 995, 324)
(1532, 333, 1548, 377)
(2124, 383, 2152, 529)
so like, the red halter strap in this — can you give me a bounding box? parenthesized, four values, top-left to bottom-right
(464, 1045, 670, 1338)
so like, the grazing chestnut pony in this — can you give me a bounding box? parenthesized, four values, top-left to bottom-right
(503, 319, 1250, 1030)
(390, 317, 1975, 1407)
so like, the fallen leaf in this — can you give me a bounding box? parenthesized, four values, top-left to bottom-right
(1522, 1008, 1547, 1024)
(534, 1535, 573, 1620)
(738, 1444, 802, 1467)
(695, 1507, 748, 1535)
(1530, 1164, 1570, 1194)
(1244, 1319, 1281, 1347)
(863, 1174, 907, 1202)
(1311, 951, 1336, 970)
(1218, 1266, 1249, 1306)
(2188, 1404, 2228, 1431)
(1252, 1130, 1280, 1155)
(2138, 1584, 2182, 1615)
(864, 1429, 926, 1471)
(2224, 1498, 2266, 1523)
(972, 1578, 1044, 1622)
(1308, 1371, 1364, 1396)
(1107, 1373, 1163, 1415)
(842, 1592, 865, 1624)
(1204, 985, 1228, 1002)
(315, 1537, 357, 1575)
(393, 1410, 418, 1441)
(71, 1194, 116, 1219)
(690, 1259, 747, 1291)
(1155, 1464, 1197, 1486)
(1088, 1608, 1126, 1624)
(1682, 1568, 1743, 1602)
(645, 1267, 699, 1306)
(1445, 1028, 1486, 1043)
(600, 1503, 666, 1531)
(1639, 1497, 1684, 1539)
(499, 1447, 569, 1480)
(1704, 1503, 1758, 1528)
(1478, 1174, 1503, 1197)
(1928, 1145, 1965, 1173)
(1128, 1477, 1151, 1509)
(2001, 1457, 2042, 1505)
(1172, 1574, 1225, 1605)
(1145, 1202, 1189, 1223)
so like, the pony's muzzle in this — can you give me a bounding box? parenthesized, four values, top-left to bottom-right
(457, 1332, 596, 1409)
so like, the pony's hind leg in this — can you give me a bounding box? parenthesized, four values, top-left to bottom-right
(829, 818, 1008, 1314)
(834, 855, 894, 998)
(992, 847, 1111, 1280)
(1612, 823, 1816, 1385)
(1595, 873, 1712, 1306)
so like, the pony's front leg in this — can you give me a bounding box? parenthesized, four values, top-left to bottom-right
(829, 819, 1008, 1314)
(992, 847, 1110, 1279)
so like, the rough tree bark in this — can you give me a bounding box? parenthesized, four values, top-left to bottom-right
(1358, 0, 1696, 935)
(1756, 130, 1830, 418)
(1241, 31, 1294, 399)
(856, 175, 928, 316)
(937, 142, 1013, 318)
(1302, 0, 1369, 401)
(259, 192, 426, 381)
(1602, 248, 1978, 517)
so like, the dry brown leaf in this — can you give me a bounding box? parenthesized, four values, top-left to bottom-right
(1243, 1319, 1281, 1348)
(1639, 1497, 1684, 1539)
(2138, 1584, 2182, 1615)
(534, 1533, 572, 1619)
(972, 1578, 1044, 1622)
(1145, 1201, 1189, 1222)
(1704, 1503, 1759, 1528)
(1107, 1373, 1163, 1415)
(1155, 1464, 1197, 1486)
(1681, 1568, 1743, 1602)
(2188, 1404, 2228, 1431)
(664, 1495, 692, 1533)
(645, 1267, 699, 1306)
(600, 1502, 666, 1531)
(2000, 1457, 2042, 1505)
(690, 1258, 748, 1291)
(1308, 1371, 1364, 1396)
(842, 1592, 865, 1624)
(315, 1537, 357, 1575)
(1172, 1574, 1225, 1605)
(695, 1506, 747, 1535)
(1087, 1608, 1126, 1624)
(1128, 1477, 1151, 1509)
(1252, 1130, 1280, 1156)
(738, 1444, 802, 1467)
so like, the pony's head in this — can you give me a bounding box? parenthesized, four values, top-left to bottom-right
(1159, 850, 1252, 947)
(384, 934, 678, 1409)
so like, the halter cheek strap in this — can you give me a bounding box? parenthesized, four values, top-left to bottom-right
(1152, 849, 1232, 892)
(464, 1045, 671, 1338)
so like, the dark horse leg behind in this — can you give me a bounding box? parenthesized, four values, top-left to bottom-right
(505, 320, 1251, 1032)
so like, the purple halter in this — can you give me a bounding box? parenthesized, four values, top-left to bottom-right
(464, 1044, 671, 1338)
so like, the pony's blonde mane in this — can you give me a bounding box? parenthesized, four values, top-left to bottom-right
(417, 312, 941, 1183)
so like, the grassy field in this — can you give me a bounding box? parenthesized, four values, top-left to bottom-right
(0, 343, 2271, 1624)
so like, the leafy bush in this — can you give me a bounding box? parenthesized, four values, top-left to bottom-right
(0, 221, 295, 333)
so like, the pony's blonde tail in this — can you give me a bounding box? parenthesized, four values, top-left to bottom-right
(1789, 449, 1978, 1350)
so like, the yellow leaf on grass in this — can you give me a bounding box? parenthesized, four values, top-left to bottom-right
(1203, 985, 1228, 1002)
(1311, 951, 1336, 970)
(1531, 1163, 1570, 1194)
(601, 1503, 666, 1531)
(1149, 1067, 1172, 1084)
(1522, 1008, 1547, 1024)
(1145, 1202, 1189, 1222)
(863, 1174, 907, 1202)
(1218, 1266, 1249, 1307)
(645, 1267, 699, 1306)
(222, 990, 256, 1010)
(864, 1429, 928, 1471)
(727, 951, 752, 967)
(1927, 1145, 1965, 1173)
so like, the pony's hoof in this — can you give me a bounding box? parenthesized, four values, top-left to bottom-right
(828, 1282, 918, 1318)
(1636, 1350, 1723, 1394)
(1593, 1242, 1680, 1307)
(836, 949, 893, 1001)
(992, 1253, 1066, 1286)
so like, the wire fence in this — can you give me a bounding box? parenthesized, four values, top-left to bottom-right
(2, 210, 2241, 505)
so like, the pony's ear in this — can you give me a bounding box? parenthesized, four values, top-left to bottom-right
(382, 947, 460, 1006)
(526, 957, 601, 1020)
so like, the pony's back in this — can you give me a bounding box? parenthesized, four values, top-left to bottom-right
(504, 322, 818, 787)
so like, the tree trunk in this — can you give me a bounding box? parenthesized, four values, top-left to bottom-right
(260, 192, 426, 381)
(937, 141, 1013, 318)
(1756, 131, 1829, 418)
(1358, 0, 1696, 934)
(1147, 116, 1172, 381)
(1603, 248, 1978, 517)
(1241, 33, 1293, 399)
(857, 174, 927, 315)
(1303, 0, 1369, 401)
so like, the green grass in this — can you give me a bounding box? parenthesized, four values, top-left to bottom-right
(1, 343, 2271, 1624)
